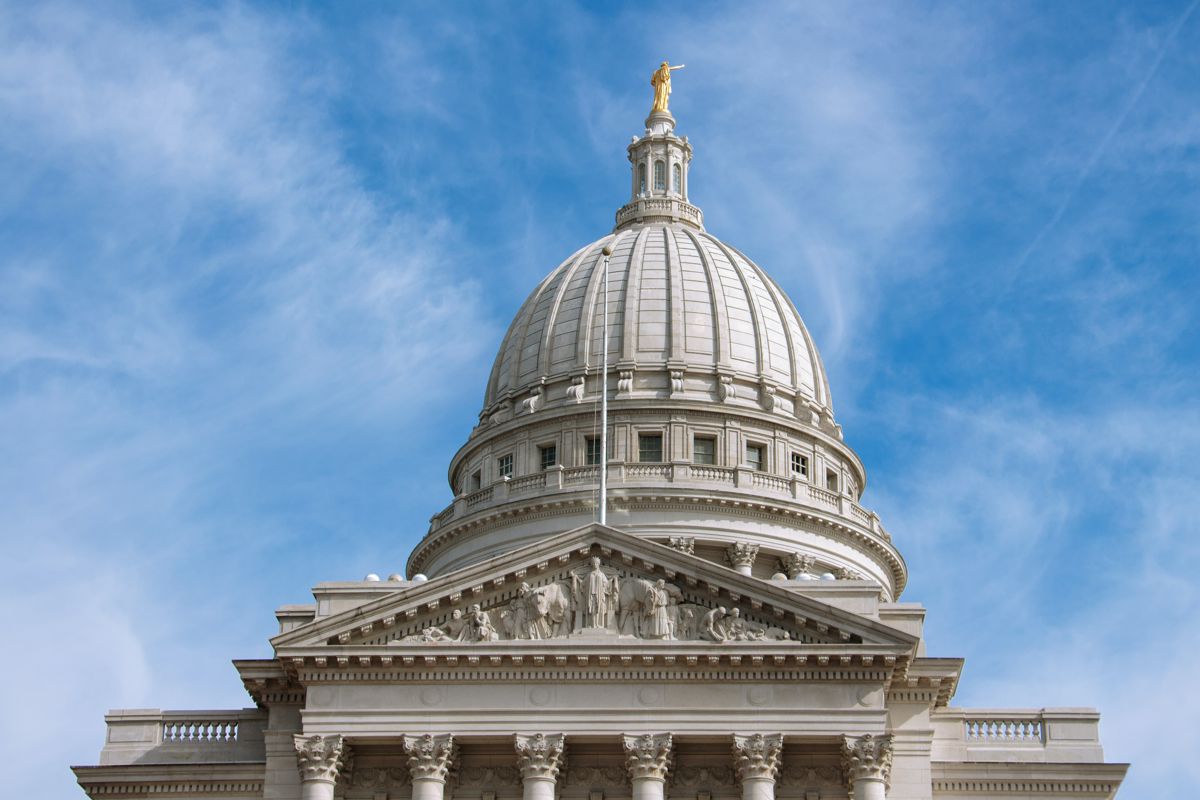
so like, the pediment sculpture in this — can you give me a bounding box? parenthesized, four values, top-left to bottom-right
(394, 556, 791, 644)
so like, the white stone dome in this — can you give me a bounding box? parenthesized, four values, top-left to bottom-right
(411, 108, 905, 601)
(482, 225, 834, 421)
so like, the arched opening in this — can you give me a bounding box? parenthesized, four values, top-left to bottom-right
(654, 160, 666, 191)
(672, 163, 682, 194)
(638, 163, 647, 194)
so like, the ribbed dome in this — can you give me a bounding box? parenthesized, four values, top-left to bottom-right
(483, 224, 832, 418)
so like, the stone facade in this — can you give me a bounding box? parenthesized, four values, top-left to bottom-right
(72, 87, 1127, 800)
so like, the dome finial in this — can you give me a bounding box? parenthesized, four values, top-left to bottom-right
(650, 61, 685, 114)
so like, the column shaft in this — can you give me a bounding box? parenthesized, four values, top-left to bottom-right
(631, 776, 666, 800)
(299, 780, 335, 800)
(412, 776, 447, 800)
(741, 776, 775, 800)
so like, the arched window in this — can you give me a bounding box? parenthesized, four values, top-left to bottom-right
(654, 160, 666, 191)
(638, 163, 647, 194)
(672, 163, 682, 194)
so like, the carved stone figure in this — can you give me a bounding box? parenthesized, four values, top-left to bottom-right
(701, 606, 727, 642)
(505, 581, 573, 639)
(617, 577, 680, 637)
(462, 603, 498, 642)
(572, 557, 616, 630)
(646, 579, 673, 639)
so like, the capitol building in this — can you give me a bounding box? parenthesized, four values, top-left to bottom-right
(72, 70, 1128, 800)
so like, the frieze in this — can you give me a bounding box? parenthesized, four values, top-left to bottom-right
(670, 765, 736, 790)
(389, 556, 794, 645)
(565, 766, 628, 787)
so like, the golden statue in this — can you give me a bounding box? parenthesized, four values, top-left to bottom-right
(650, 61, 685, 113)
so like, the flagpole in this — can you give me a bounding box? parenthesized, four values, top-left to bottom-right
(599, 243, 612, 526)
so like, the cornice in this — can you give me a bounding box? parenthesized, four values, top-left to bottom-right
(72, 763, 265, 798)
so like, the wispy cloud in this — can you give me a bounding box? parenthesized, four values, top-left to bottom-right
(0, 4, 491, 796)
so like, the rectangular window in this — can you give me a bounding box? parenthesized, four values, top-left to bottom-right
(791, 453, 809, 479)
(470, 470, 482, 491)
(826, 468, 839, 492)
(539, 444, 557, 470)
(497, 454, 513, 479)
(585, 437, 602, 466)
(693, 436, 716, 465)
(746, 444, 764, 471)
(638, 433, 664, 463)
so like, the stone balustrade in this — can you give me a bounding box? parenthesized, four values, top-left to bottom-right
(931, 708, 1106, 764)
(98, 708, 267, 766)
(435, 461, 890, 544)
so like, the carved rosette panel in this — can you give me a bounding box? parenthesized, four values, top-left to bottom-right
(841, 734, 893, 792)
(515, 733, 567, 781)
(732, 733, 783, 782)
(623, 733, 673, 782)
(293, 734, 346, 784)
(404, 733, 458, 782)
(726, 543, 759, 570)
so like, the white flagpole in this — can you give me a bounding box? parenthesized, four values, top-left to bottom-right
(599, 243, 612, 526)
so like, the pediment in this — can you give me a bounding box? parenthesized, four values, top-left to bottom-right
(272, 524, 917, 653)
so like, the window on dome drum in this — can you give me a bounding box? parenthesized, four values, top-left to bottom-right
(638, 433, 664, 463)
(746, 443, 764, 471)
(654, 161, 666, 191)
(672, 163, 681, 193)
(693, 436, 716, 465)
(498, 453, 513, 479)
(791, 452, 809, 479)
(826, 468, 839, 492)
(539, 444, 557, 470)
(470, 470, 482, 491)
(585, 436, 602, 466)
(638, 163, 647, 194)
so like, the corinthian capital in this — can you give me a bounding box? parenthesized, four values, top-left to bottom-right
(726, 542, 760, 569)
(732, 733, 783, 782)
(623, 733, 673, 781)
(515, 733, 567, 781)
(841, 733, 893, 792)
(782, 552, 815, 579)
(404, 733, 458, 782)
(293, 734, 346, 784)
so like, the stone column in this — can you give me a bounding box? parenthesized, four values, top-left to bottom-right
(842, 734, 893, 800)
(404, 733, 458, 800)
(732, 733, 783, 800)
(623, 733, 673, 800)
(293, 734, 347, 800)
(515, 733, 567, 800)
(727, 543, 759, 576)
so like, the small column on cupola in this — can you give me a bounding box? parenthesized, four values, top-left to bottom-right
(614, 61, 704, 231)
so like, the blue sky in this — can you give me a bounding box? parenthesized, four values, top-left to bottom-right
(2, 1, 1197, 796)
